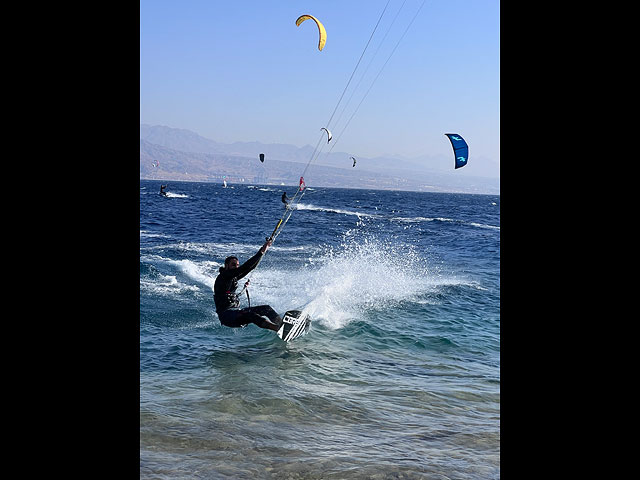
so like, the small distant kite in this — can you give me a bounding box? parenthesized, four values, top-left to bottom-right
(444, 133, 469, 169)
(321, 127, 332, 143)
(152, 160, 159, 168)
(259, 153, 265, 163)
(350, 156, 356, 167)
(296, 14, 327, 51)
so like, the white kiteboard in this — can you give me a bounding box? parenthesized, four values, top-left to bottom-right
(277, 309, 311, 342)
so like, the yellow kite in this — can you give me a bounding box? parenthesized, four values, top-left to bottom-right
(295, 14, 327, 51)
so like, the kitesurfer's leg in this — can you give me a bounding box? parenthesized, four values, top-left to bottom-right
(248, 305, 282, 327)
(237, 306, 282, 331)
(218, 309, 246, 328)
(219, 307, 282, 331)
(254, 316, 280, 331)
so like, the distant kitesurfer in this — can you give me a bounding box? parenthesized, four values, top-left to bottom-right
(281, 191, 289, 206)
(214, 238, 283, 331)
(160, 184, 167, 196)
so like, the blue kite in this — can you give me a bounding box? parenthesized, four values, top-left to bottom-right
(444, 133, 469, 169)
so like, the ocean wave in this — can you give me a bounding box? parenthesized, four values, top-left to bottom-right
(292, 207, 500, 231)
(141, 254, 218, 290)
(140, 271, 201, 296)
(141, 240, 317, 258)
(140, 230, 170, 239)
(165, 192, 188, 198)
(469, 222, 500, 230)
(295, 203, 380, 219)
(391, 216, 499, 230)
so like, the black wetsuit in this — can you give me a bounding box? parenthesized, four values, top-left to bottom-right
(214, 249, 281, 330)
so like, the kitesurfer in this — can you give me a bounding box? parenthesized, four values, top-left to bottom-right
(281, 191, 289, 206)
(159, 184, 167, 196)
(214, 238, 283, 331)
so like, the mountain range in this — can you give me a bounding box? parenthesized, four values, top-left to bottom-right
(140, 124, 499, 194)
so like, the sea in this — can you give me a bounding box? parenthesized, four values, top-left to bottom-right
(140, 179, 500, 479)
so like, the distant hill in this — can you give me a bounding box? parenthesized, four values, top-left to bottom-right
(140, 124, 499, 194)
(140, 124, 316, 164)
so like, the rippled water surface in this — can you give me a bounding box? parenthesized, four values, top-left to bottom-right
(140, 180, 500, 479)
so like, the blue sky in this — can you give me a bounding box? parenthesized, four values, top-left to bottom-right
(140, 1, 499, 175)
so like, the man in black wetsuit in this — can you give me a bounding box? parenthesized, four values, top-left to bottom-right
(214, 238, 283, 331)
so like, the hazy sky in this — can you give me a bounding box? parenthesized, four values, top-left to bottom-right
(140, 0, 499, 171)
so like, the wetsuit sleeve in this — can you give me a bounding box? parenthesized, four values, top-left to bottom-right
(234, 249, 264, 280)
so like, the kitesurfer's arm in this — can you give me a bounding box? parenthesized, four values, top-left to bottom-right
(259, 238, 272, 254)
(235, 239, 272, 280)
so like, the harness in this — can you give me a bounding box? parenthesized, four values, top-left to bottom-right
(237, 281, 251, 308)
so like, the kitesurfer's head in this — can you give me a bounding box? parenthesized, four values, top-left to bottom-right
(224, 256, 239, 271)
